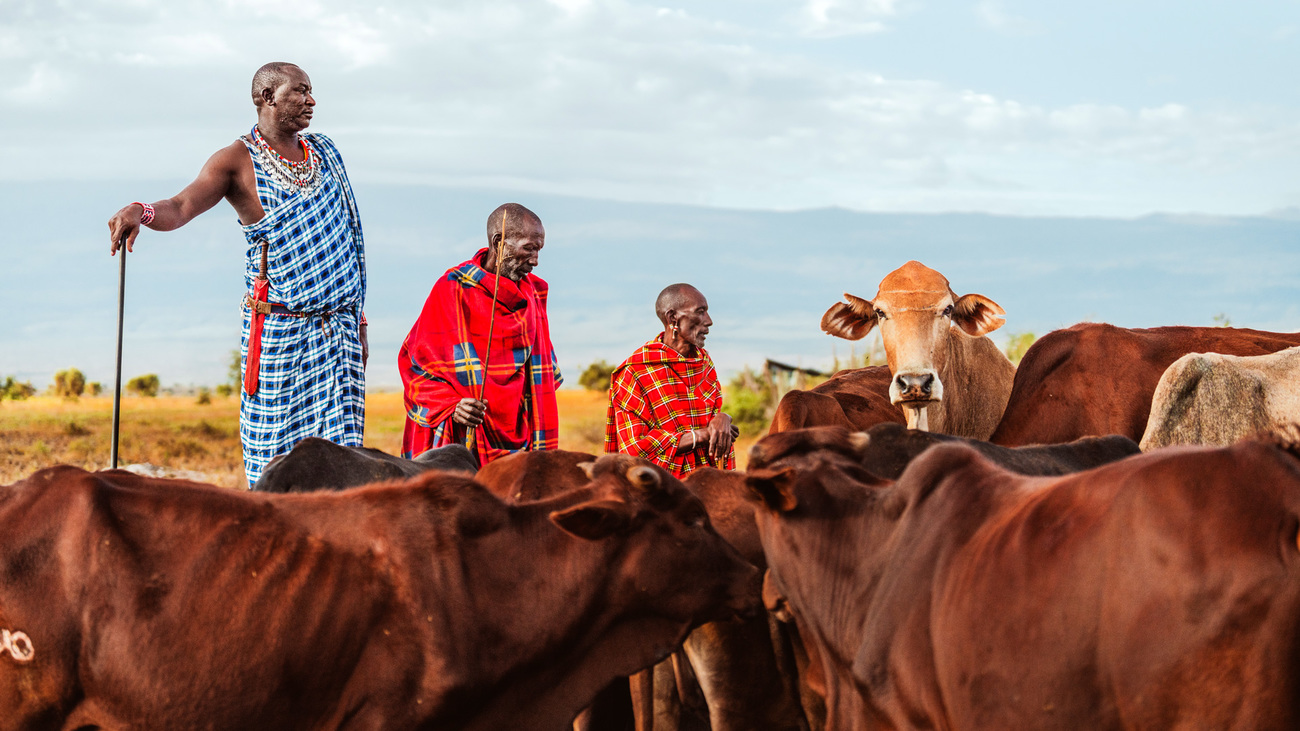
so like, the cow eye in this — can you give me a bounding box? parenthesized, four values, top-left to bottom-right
(941, 305, 953, 317)
(874, 308, 886, 320)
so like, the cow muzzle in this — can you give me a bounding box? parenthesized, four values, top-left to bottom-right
(890, 369, 943, 405)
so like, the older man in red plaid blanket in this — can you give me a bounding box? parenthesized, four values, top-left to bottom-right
(605, 284, 737, 476)
(399, 203, 561, 466)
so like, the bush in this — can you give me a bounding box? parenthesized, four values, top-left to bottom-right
(1, 377, 36, 401)
(722, 367, 774, 437)
(126, 374, 160, 398)
(196, 387, 212, 405)
(1004, 332, 1037, 364)
(578, 360, 615, 392)
(88, 382, 103, 396)
(52, 368, 86, 398)
(227, 350, 242, 390)
(215, 384, 234, 398)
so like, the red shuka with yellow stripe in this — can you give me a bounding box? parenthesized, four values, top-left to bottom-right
(399, 249, 561, 465)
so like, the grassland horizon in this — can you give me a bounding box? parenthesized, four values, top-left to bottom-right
(1, 390, 761, 488)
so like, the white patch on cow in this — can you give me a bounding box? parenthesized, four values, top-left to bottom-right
(905, 404, 929, 431)
(2, 628, 34, 663)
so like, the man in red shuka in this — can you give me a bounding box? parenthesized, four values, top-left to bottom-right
(605, 284, 737, 477)
(398, 203, 561, 466)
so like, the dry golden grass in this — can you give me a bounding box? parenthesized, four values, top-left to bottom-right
(0, 395, 245, 487)
(1, 390, 761, 488)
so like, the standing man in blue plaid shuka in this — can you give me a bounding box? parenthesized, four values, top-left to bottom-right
(108, 62, 367, 485)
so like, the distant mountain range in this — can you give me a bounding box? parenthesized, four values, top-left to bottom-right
(4, 181, 1298, 391)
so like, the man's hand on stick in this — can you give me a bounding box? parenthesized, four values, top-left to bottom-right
(108, 203, 146, 254)
(703, 413, 735, 462)
(454, 398, 487, 427)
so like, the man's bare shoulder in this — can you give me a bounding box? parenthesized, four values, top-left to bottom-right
(206, 139, 251, 171)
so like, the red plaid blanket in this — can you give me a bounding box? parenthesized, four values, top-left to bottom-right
(399, 248, 561, 465)
(604, 335, 735, 476)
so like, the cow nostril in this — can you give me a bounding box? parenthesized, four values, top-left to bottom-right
(920, 374, 934, 393)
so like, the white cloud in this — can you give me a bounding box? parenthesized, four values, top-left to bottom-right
(3, 62, 67, 105)
(0, 0, 1296, 217)
(800, 0, 900, 37)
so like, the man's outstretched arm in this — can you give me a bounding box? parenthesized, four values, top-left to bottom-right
(107, 141, 247, 254)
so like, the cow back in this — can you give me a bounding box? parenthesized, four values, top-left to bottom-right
(991, 323, 1300, 446)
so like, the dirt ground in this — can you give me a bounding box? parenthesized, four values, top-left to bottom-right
(0, 390, 759, 488)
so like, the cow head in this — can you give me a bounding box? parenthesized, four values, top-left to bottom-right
(739, 430, 903, 671)
(821, 260, 1005, 427)
(550, 454, 761, 624)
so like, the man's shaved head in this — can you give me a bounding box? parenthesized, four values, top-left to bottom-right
(656, 283, 704, 326)
(486, 203, 543, 243)
(251, 62, 301, 107)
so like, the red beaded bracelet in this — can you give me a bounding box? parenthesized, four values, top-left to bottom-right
(134, 202, 155, 226)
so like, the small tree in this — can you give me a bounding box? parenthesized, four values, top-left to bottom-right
(126, 374, 160, 398)
(579, 360, 615, 392)
(215, 384, 234, 398)
(52, 368, 86, 398)
(88, 382, 103, 396)
(1, 377, 35, 401)
(196, 386, 212, 405)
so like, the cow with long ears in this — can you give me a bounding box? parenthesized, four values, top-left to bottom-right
(816, 260, 1015, 437)
(742, 426, 1300, 730)
(0, 456, 759, 731)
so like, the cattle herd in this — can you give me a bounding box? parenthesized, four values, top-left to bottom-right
(4, 260, 1300, 730)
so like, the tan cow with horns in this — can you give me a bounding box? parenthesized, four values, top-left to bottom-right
(819, 260, 1015, 437)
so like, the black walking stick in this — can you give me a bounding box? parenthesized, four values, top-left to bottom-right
(110, 237, 127, 469)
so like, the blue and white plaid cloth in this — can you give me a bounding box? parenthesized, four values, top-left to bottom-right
(237, 131, 366, 485)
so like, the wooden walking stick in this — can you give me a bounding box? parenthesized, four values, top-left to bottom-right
(110, 236, 127, 469)
(466, 210, 509, 451)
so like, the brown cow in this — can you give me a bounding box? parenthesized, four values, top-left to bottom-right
(622, 467, 810, 731)
(990, 323, 1300, 446)
(475, 448, 598, 501)
(775, 260, 1014, 438)
(744, 427, 1300, 729)
(0, 456, 758, 731)
(767, 365, 901, 434)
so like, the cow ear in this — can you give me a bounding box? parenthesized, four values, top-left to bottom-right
(577, 461, 597, 480)
(821, 293, 877, 341)
(457, 495, 509, 538)
(762, 569, 793, 622)
(952, 293, 1006, 336)
(625, 464, 661, 492)
(744, 467, 799, 512)
(550, 499, 635, 541)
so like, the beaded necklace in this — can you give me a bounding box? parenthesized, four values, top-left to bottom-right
(252, 125, 321, 190)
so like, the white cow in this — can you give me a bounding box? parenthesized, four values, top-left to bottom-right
(1141, 345, 1300, 450)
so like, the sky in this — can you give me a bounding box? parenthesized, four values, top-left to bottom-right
(4, 0, 1300, 217)
(3, 0, 1300, 390)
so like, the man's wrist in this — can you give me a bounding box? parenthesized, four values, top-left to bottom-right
(133, 202, 155, 226)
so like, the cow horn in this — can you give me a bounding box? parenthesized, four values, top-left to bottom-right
(577, 461, 597, 480)
(748, 442, 767, 466)
(626, 465, 661, 491)
(849, 431, 871, 454)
